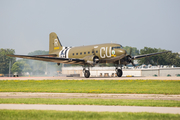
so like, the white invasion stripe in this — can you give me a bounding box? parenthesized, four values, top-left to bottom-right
(66, 48, 71, 58)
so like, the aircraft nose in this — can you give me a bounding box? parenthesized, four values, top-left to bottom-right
(120, 49, 126, 55)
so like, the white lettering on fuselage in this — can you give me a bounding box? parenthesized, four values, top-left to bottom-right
(100, 47, 111, 58)
(100, 47, 105, 58)
(106, 47, 111, 58)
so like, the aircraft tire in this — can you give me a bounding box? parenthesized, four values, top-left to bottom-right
(117, 69, 123, 77)
(84, 70, 90, 78)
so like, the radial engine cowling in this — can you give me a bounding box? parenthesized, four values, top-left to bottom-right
(83, 55, 99, 65)
(121, 55, 135, 66)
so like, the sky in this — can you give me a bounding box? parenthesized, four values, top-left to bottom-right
(0, 0, 180, 55)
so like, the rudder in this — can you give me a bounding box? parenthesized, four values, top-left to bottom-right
(49, 32, 63, 54)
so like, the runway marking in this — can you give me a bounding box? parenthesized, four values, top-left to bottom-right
(0, 104, 180, 114)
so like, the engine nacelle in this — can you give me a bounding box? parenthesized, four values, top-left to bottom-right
(120, 55, 132, 65)
(83, 55, 99, 65)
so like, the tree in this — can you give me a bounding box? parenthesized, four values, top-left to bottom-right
(0, 49, 16, 74)
(158, 52, 180, 67)
(123, 46, 139, 56)
(138, 47, 159, 65)
(11, 62, 22, 74)
(138, 47, 180, 67)
(11, 60, 32, 74)
(28, 50, 49, 55)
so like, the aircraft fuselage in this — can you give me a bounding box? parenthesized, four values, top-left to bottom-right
(59, 43, 126, 64)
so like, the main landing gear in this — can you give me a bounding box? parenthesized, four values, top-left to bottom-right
(115, 64, 123, 77)
(83, 66, 90, 78)
(82, 64, 123, 78)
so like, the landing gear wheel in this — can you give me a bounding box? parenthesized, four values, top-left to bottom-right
(84, 70, 90, 78)
(116, 69, 123, 77)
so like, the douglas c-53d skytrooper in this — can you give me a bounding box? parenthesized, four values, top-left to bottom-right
(8, 32, 170, 78)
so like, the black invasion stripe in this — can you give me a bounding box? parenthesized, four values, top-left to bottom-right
(64, 48, 69, 58)
(60, 49, 65, 57)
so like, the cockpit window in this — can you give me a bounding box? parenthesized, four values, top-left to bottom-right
(112, 46, 123, 50)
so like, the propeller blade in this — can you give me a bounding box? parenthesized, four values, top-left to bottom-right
(94, 58, 99, 62)
(131, 61, 136, 67)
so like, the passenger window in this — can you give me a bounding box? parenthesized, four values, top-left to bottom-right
(72, 53, 74, 56)
(84, 52, 86, 54)
(80, 52, 82, 55)
(96, 51, 98, 53)
(88, 51, 90, 54)
(76, 53, 78, 55)
(92, 51, 94, 53)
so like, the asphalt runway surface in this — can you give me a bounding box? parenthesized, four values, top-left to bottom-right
(1, 104, 180, 114)
(0, 76, 180, 80)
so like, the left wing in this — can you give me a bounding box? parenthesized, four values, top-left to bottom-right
(7, 54, 85, 65)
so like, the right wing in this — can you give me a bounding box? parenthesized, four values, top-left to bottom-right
(7, 54, 86, 65)
(132, 51, 171, 60)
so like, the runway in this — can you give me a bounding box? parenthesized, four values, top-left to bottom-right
(0, 76, 180, 80)
(0, 104, 180, 114)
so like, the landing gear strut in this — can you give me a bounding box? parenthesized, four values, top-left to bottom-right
(83, 66, 90, 78)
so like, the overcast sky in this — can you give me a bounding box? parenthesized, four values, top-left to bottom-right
(0, 0, 180, 54)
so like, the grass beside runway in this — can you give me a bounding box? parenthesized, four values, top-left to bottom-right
(0, 80, 180, 94)
(0, 98, 180, 107)
(0, 110, 180, 120)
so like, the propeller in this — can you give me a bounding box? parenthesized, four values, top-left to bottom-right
(91, 49, 99, 65)
(127, 47, 136, 67)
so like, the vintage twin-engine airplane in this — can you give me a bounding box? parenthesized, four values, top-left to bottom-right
(8, 32, 170, 78)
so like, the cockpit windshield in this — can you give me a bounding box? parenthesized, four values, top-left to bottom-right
(112, 46, 123, 50)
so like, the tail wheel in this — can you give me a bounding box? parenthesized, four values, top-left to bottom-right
(84, 70, 90, 78)
(117, 69, 123, 77)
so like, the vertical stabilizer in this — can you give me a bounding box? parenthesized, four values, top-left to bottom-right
(49, 32, 63, 54)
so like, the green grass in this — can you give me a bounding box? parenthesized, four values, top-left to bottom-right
(0, 80, 180, 94)
(0, 98, 180, 107)
(0, 110, 180, 120)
